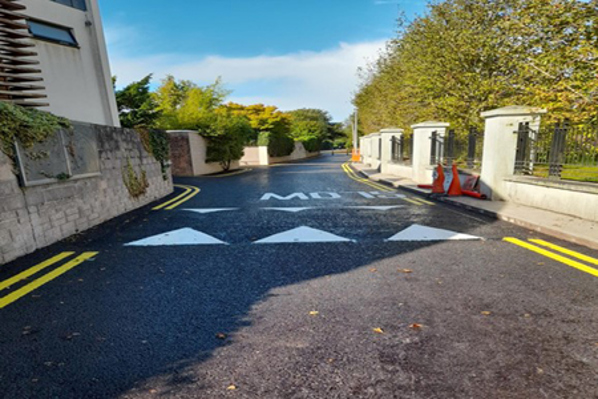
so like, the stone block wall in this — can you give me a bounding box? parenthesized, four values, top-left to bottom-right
(0, 122, 173, 265)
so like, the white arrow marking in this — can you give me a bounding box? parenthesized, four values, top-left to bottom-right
(387, 224, 482, 241)
(125, 228, 228, 246)
(348, 206, 405, 211)
(255, 226, 353, 244)
(183, 208, 239, 214)
(262, 207, 313, 213)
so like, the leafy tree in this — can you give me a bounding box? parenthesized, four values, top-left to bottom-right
(288, 108, 332, 151)
(114, 74, 160, 128)
(202, 113, 253, 171)
(220, 103, 291, 142)
(153, 76, 230, 130)
(353, 0, 598, 132)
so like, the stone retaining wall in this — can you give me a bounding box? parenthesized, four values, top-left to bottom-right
(0, 122, 173, 265)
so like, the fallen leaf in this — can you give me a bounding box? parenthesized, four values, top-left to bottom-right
(370, 268, 377, 272)
(409, 323, 423, 330)
(372, 327, 384, 334)
(536, 367, 544, 375)
(227, 384, 237, 391)
(327, 358, 335, 363)
(309, 311, 319, 316)
(399, 269, 413, 274)
(481, 311, 492, 316)
(216, 333, 227, 340)
(149, 389, 158, 394)
(537, 262, 545, 265)
(524, 314, 531, 318)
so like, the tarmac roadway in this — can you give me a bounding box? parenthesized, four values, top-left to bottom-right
(1, 155, 597, 399)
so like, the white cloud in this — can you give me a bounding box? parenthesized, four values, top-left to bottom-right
(105, 26, 386, 120)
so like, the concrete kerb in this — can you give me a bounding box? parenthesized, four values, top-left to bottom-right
(349, 163, 598, 251)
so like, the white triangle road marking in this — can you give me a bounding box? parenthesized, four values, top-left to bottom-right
(125, 228, 228, 246)
(183, 208, 239, 214)
(347, 206, 405, 211)
(387, 224, 482, 242)
(254, 226, 354, 244)
(261, 207, 313, 213)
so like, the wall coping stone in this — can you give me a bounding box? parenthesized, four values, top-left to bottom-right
(380, 128, 404, 134)
(481, 106, 547, 119)
(411, 121, 450, 129)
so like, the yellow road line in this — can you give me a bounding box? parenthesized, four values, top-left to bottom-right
(529, 239, 598, 266)
(503, 237, 598, 278)
(0, 252, 75, 292)
(0, 252, 99, 309)
(414, 197, 435, 206)
(153, 185, 192, 210)
(164, 185, 200, 210)
(401, 197, 423, 206)
(341, 164, 393, 192)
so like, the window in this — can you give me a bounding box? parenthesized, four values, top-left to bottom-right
(51, 0, 87, 11)
(29, 20, 78, 46)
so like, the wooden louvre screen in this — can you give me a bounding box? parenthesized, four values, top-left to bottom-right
(0, 0, 47, 107)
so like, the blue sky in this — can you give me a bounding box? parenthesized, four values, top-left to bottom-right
(101, 0, 428, 121)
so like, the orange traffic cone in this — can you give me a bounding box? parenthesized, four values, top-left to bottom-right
(447, 164, 462, 196)
(431, 164, 445, 194)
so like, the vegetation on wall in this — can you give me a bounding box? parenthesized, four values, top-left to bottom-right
(0, 102, 71, 163)
(122, 158, 149, 198)
(354, 0, 598, 134)
(137, 129, 170, 179)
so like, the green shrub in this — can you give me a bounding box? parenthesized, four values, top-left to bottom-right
(0, 102, 71, 163)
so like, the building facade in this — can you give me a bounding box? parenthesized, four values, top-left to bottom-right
(17, 0, 120, 126)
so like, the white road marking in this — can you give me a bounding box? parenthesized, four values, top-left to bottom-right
(183, 208, 239, 214)
(125, 228, 228, 246)
(261, 193, 310, 201)
(262, 207, 313, 213)
(387, 224, 482, 241)
(254, 226, 354, 244)
(347, 206, 405, 211)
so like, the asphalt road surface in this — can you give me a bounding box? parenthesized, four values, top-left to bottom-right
(1, 156, 597, 399)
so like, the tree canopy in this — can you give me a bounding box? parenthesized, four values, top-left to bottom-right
(354, 0, 598, 134)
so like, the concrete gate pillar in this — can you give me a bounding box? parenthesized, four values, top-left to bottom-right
(411, 121, 449, 184)
(480, 106, 546, 200)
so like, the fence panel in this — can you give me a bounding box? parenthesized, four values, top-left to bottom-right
(514, 122, 598, 183)
(391, 134, 412, 165)
(436, 128, 483, 171)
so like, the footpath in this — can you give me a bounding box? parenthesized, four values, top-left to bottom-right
(351, 163, 598, 250)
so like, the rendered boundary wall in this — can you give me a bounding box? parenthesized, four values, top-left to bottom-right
(168, 131, 319, 175)
(0, 122, 173, 265)
(168, 131, 240, 176)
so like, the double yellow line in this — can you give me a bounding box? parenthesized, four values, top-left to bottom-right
(342, 163, 394, 192)
(504, 237, 598, 278)
(153, 184, 200, 211)
(341, 163, 434, 206)
(0, 251, 98, 309)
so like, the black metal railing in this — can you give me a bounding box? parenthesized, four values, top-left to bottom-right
(430, 128, 483, 170)
(515, 121, 598, 183)
(430, 130, 444, 165)
(391, 134, 412, 165)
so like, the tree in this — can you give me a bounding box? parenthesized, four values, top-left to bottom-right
(220, 103, 291, 142)
(202, 113, 253, 171)
(288, 109, 332, 150)
(114, 74, 160, 128)
(153, 76, 230, 130)
(353, 0, 598, 132)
